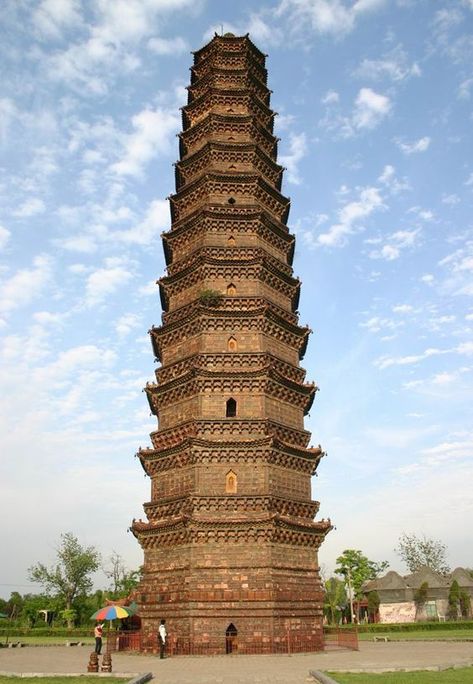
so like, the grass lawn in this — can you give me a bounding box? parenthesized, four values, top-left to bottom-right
(0, 679, 127, 684)
(357, 630, 473, 641)
(328, 668, 473, 683)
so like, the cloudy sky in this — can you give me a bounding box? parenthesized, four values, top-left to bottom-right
(1, 0, 472, 597)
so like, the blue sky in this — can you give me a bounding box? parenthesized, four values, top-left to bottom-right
(1, 0, 472, 596)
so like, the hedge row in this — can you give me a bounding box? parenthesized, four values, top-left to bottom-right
(325, 621, 473, 633)
(0, 628, 93, 637)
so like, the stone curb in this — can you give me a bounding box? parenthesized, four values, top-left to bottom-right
(0, 672, 153, 681)
(312, 661, 473, 674)
(309, 671, 340, 684)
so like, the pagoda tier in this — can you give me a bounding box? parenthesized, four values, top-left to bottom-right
(132, 33, 331, 655)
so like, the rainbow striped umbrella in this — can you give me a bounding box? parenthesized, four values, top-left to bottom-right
(90, 605, 132, 621)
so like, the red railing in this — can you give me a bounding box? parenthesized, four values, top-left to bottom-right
(106, 631, 142, 652)
(110, 628, 357, 655)
(323, 628, 358, 651)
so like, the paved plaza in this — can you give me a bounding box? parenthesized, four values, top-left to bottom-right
(1, 642, 473, 684)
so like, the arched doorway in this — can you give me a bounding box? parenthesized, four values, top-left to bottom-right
(225, 623, 238, 654)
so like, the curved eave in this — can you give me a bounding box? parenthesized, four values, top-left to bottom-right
(158, 280, 169, 312)
(292, 281, 301, 312)
(288, 236, 295, 266)
(149, 326, 161, 362)
(299, 327, 311, 361)
(162, 233, 172, 266)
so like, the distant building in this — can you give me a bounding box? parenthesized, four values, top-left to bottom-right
(363, 567, 473, 623)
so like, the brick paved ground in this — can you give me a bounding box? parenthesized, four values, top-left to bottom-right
(1, 642, 472, 684)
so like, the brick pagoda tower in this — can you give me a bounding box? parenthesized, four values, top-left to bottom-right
(131, 33, 331, 654)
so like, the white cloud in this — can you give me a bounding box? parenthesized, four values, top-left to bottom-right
(392, 304, 414, 314)
(246, 13, 284, 45)
(442, 193, 460, 205)
(318, 186, 384, 247)
(33, 0, 83, 40)
(114, 199, 169, 245)
(147, 36, 187, 54)
(0, 255, 53, 314)
(84, 257, 134, 306)
(0, 98, 17, 145)
(12, 197, 46, 217)
(321, 90, 340, 104)
(42, 0, 198, 94)
(279, 132, 307, 185)
(111, 106, 179, 177)
(0, 225, 11, 249)
(355, 46, 421, 82)
(353, 88, 391, 129)
(115, 313, 141, 337)
(375, 347, 445, 370)
(276, 0, 387, 37)
(397, 136, 431, 155)
(458, 77, 473, 99)
(57, 235, 98, 253)
(369, 228, 420, 261)
(378, 165, 410, 195)
(421, 274, 434, 285)
(360, 316, 404, 334)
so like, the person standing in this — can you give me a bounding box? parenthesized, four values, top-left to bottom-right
(94, 622, 104, 654)
(158, 619, 167, 659)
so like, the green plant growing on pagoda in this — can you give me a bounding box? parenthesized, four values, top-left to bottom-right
(28, 532, 100, 628)
(198, 288, 223, 307)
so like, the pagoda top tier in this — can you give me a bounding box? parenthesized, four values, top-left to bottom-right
(192, 33, 267, 67)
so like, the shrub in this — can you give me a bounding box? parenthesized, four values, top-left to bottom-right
(198, 289, 223, 307)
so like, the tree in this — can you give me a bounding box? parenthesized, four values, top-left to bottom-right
(335, 549, 389, 621)
(104, 551, 141, 598)
(459, 590, 471, 618)
(395, 533, 450, 575)
(324, 577, 347, 625)
(28, 532, 100, 628)
(447, 579, 461, 620)
(367, 590, 380, 621)
(414, 581, 429, 620)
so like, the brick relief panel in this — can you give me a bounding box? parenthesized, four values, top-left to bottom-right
(158, 396, 199, 429)
(151, 468, 195, 499)
(268, 466, 310, 499)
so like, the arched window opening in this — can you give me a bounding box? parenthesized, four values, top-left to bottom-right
(226, 623, 238, 654)
(226, 470, 237, 494)
(227, 336, 237, 352)
(226, 398, 237, 418)
(226, 282, 236, 296)
(227, 235, 236, 246)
